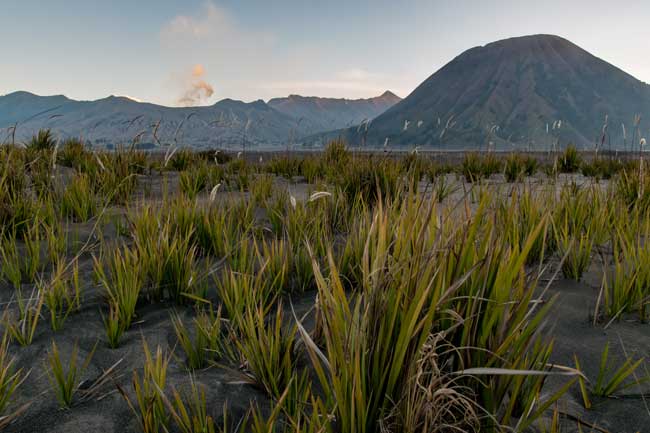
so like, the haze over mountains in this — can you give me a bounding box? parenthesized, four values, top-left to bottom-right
(0, 90, 400, 148)
(4, 34, 650, 150)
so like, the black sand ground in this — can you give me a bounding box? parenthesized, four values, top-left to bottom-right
(3, 171, 650, 433)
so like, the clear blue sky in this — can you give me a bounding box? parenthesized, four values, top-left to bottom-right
(3, 0, 650, 106)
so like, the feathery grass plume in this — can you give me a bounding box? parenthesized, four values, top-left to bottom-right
(208, 182, 221, 202)
(118, 341, 171, 433)
(46, 341, 96, 407)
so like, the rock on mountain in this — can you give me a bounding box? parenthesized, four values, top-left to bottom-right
(339, 34, 650, 150)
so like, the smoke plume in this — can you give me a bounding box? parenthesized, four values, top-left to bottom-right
(178, 64, 214, 106)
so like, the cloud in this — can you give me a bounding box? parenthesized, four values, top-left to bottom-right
(160, 2, 397, 102)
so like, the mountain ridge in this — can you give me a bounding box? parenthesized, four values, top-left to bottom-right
(0, 90, 400, 147)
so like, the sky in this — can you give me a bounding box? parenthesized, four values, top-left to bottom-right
(3, 0, 650, 106)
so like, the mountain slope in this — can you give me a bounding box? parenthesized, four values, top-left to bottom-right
(0, 90, 400, 148)
(340, 34, 650, 150)
(268, 91, 400, 133)
(0, 92, 305, 148)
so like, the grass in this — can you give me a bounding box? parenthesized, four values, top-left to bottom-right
(118, 340, 171, 433)
(171, 307, 225, 370)
(2, 144, 648, 432)
(215, 270, 277, 330)
(130, 209, 203, 303)
(5, 288, 45, 346)
(556, 227, 594, 281)
(46, 341, 96, 407)
(504, 153, 527, 182)
(60, 173, 98, 222)
(558, 144, 581, 173)
(41, 259, 81, 331)
(430, 174, 458, 203)
(461, 152, 502, 181)
(94, 246, 144, 344)
(296, 192, 570, 432)
(592, 342, 647, 397)
(58, 138, 88, 169)
(157, 376, 216, 433)
(179, 163, 209, 200)
(236, 304, 297, 398)
(0, 331, 27, 414)
(25, 129, 57, 152)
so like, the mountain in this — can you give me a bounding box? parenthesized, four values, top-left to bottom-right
(0, 91, 306, 148)
(335, 34, 650, 150)
(268, 91, 401, 133)
(0, 91, 399, 149)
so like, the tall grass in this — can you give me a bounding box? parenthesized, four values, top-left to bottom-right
(298, 193, 570, 432)
(46, 341, 95, 407)
(0, 332, 27, 414)
(118, 341, 171, 433)
(60, 173, 98, 222)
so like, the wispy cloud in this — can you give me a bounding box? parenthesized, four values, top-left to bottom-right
(160, 2, 398, 102)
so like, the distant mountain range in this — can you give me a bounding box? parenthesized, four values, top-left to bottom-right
(0, 91, 400, 149)
(5, 34, 650, 150)
(333, 34, 650, 150)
